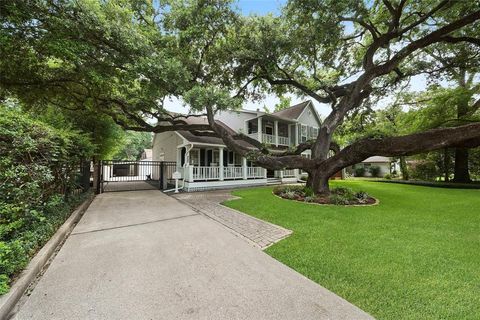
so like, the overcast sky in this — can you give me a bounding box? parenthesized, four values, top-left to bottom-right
(164, 0, 428, 118)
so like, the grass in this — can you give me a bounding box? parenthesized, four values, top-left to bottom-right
(223, 180, 480, 320)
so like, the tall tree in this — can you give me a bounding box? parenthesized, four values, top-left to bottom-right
(416, 42, 480, 182)
(1, 0, 480, 194)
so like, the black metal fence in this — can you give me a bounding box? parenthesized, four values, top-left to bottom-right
(99, 160, 177, 192)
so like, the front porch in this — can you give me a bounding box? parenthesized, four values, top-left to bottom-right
(176, 145, 300, 191)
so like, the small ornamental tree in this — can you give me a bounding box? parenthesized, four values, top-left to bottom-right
(1, 0, 480, 194)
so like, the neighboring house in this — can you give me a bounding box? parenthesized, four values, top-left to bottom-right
(152, 100, 324, 191)
(140, 148, 153, 161)
(346, 156, 394, 177)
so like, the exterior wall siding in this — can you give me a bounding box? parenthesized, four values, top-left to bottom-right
(152, 132, 183, 161)
(297, 105, 321, 128)
(216, 110, 257, 133)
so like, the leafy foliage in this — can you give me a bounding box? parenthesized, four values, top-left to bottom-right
(112, 131, 152, 160)
(0, 105, 93, 294)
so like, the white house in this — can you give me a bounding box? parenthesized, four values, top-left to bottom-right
(152, 100, 323, 191)
(347, 156, 394, 177)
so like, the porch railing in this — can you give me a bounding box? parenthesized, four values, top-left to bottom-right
(186, 166, 266, 182)
(192, 166, 220, 180)
(283, 169, 296, 177)
(247, 167, 265, 178)
(224, 166, 243, 179)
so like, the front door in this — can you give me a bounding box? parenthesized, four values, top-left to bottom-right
(267, 169, 275, 178)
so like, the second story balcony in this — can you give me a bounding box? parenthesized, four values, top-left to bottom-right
(246, 115, 294, 147)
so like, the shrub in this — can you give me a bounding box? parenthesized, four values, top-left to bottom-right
(283, 191, 297, 199)
(410, 161, 439, 181)
(304, 196, 316, 203)
(273, 185, 303, 195)
(369, 166, 381, 177)
(384, 173, 392, 180)
(354, 167, 366, 177)
(355, 191, 370, 204)
(329, 194, 350, 205)
(303, 186, 315, 197)
(0, 105, 93, 294)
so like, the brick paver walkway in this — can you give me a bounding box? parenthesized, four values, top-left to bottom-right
(172, 190, 292, 249)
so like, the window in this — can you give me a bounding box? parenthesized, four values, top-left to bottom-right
(248, 121, 258, 134)
(189, 149, 200, 165)
(265, 125, 273, 135)
(301, 125, 308, 142)
(228, 151, 235, 165)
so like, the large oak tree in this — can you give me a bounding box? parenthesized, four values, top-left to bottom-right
(1, 0, 480, 194)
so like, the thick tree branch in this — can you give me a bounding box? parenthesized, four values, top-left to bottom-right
(321, 122, 480, 175)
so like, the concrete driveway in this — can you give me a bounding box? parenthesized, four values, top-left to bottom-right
(13, 190, 372, 320)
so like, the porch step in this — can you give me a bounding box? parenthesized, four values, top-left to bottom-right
(267, 178, 282, 185)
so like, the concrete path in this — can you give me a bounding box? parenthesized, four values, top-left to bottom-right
(13, 190, 372, 320)
(173, 190, 292, 249)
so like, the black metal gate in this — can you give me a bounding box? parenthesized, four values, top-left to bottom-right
(100, 160, 177, 192)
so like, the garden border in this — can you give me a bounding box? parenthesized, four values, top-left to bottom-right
(272, 192, 380, 207)
(0, 193, 95, 320)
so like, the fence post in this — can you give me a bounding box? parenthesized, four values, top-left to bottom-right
(93, 160, 101, 194)
(160, 162, 166, 190)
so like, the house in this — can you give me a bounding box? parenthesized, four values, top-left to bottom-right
(140, 148, 153, 161)
(152, 101, 324, 191)
(346, 156, 394, 177)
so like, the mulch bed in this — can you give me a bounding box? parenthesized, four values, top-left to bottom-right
(273, 192, 378, 206)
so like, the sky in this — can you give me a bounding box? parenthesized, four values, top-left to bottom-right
(164, 0, 428, 118)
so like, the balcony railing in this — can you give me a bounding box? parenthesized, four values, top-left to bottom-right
(278, 135, 290, 146)
(262, 133, 275, 144)
(248, 133, 290, 146)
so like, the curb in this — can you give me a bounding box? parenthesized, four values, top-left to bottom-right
(0, 193, 95, 320)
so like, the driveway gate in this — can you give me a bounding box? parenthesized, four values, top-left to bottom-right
(100, 160, 177, 192)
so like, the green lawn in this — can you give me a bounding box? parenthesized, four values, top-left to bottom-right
(223, 181, 480, 320)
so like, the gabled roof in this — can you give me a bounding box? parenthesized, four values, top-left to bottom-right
(271, 100, 310, 120)
(363, 156, 392, 163)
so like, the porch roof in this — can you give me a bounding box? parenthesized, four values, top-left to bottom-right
(177, 124, 254, 149)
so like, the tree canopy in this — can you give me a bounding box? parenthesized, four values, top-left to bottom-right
(1, 0, 479, 193)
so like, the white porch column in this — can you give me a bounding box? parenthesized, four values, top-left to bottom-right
(263, 168, 267, 178)
(279, 170, 284, 179)
(257, 117, 262, 142)
(188, 166, 194, 182)
(274, 120, 279, 146)
(176, 147, 182, 170)
(294, 169, 299, 179)
(295, 123, 299, 145)
(242, 157, 248, 180)
(219, 147, 224, 181)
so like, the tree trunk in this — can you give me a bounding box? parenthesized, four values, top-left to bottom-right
(453, 147, 471, 183)
(399, 156, 409, 180)
(443, 148, 450, 182)
(306, 169, 331, 195)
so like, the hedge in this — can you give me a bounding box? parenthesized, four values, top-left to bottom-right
(0, 105, 93, 294)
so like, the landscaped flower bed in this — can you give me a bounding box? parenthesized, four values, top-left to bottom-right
(273, 185, 376, 205)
